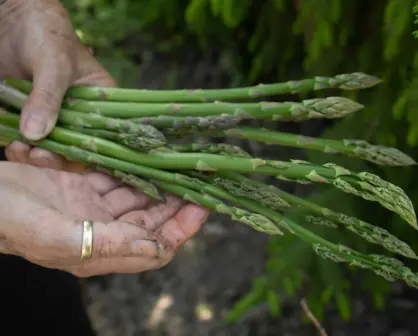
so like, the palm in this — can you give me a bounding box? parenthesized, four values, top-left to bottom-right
(0, 163, 208, 277)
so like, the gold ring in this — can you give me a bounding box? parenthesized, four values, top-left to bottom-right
(80, 220, 94, 259)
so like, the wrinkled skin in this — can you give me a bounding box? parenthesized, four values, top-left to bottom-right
(0, 162, 209, 277)
(0, 0, 115, 171)
(0, 0, 210, 276)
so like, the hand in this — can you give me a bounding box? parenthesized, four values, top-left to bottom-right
(0, 162, 210, 276)
(0, 0, 116, 172)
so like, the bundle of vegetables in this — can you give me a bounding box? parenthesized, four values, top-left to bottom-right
(0, 73, 417, 288)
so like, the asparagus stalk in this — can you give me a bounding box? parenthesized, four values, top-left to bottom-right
(0, 122, 416, 287)
(59, 97, 363, 121)
(0, 82, 165, 140)
(3, 77, 363, 121)
(166, 143, 251, 157)
(130, 114, 243, 130)
(4, 72, 381, 102)
(106, 170, 164, 201)
(64, 126, 165, 151)
(0, 108, 414, 229)
(210, 171, 418, 260)
(201, 127, 417, 166)
(2, 78, 365, 121)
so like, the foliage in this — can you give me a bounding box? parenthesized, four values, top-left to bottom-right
(63, 0, 418, 324)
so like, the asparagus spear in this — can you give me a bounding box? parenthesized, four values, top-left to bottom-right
(64, 126, 166, 151)
(2, 78, 365, 120)
(0, 122, 416, 287)
(202, 126, 416, 166)
(166, 143, 251, 157)
(58, 97, 362, 121)
(0, 108, 414, 229)
(130, 114, 243, 130)
(0, 82, 165, 140)
(106, 169, 165, 201)
(210, 171, 418, 259)
(4, 73, 381, 102)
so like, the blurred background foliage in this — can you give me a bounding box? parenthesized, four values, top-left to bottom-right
(62, 0, 418, 325)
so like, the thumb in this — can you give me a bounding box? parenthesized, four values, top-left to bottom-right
(20, 56, 73, 141)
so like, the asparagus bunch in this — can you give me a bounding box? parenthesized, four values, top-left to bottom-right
(1, 72, 418, 289)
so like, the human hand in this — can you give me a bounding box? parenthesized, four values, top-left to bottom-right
(0, 162, 210, 276)
(0, 0, 116, 172)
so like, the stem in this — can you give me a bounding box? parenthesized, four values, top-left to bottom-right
(59, 97, 363, 120)
(167, 143, 251, 157)
(205, 127, 417, 166)
(65, 126, 166, 151)
(4, 72, 381, 102)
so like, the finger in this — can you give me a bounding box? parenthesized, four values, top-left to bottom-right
(70, 256, 164, 277)
(117, 195, 185, 231)
(73, 47, 117, 88)
(23, 214, 162, 263)
(157, 204, 210, 250)
(26, 147, 87, 173)
(102, 186, 153, 218)
(5, 141, 31, 164)
(28, 147, 64, 170)
(20, 52, 73, 141)
(85, 171, 123, 195)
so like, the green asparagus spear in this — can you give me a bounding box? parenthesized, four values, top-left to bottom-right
(211, 171, 418, 259)
(64, 126, 166, 151)
(57, 97, 362, 121)
(4, 72, 381, 103)
(130, 114, 243, 130)
(203, 127, 416, 166)
(0, 108, 414, 229)
(0, 122, 416, 288)
(0, 82, 165, 140)
(2, 77, 365, 120)
(103, 169, 165, 201)
(167, 143, 251, 157)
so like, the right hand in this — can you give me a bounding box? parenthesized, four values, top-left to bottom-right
(0, 162, 209, 276)
(0, 0, 116, 172)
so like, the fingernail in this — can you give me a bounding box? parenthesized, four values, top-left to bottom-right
(22, 115, 47, 140)
(192, 206, 210, 224)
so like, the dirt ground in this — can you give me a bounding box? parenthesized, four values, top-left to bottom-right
(82, 46, 418, 336)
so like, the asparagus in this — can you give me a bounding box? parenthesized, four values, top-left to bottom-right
(4, 72, 381, 103)
(64, 126, 165, 151)
(3, 78, 365, 120)
(0, 82, 165, 140)
(105, 169, 164, 201)
(201, 127, 417, 166)
(210, 171, 418, 260)
(166, 143, 251, 157)
(0, 122, 416, 287)
(59, 97, 362, 121)
(130, 114, 243, 130)
(0, 107, 414, 229)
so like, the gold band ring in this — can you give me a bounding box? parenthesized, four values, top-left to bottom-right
(80, 220, 94, 259)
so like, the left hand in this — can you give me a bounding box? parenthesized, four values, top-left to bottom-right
(0, 0, 117, 172)
(0, 162, 209, 276)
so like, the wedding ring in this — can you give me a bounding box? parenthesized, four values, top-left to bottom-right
(80, 220, 94, 259)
